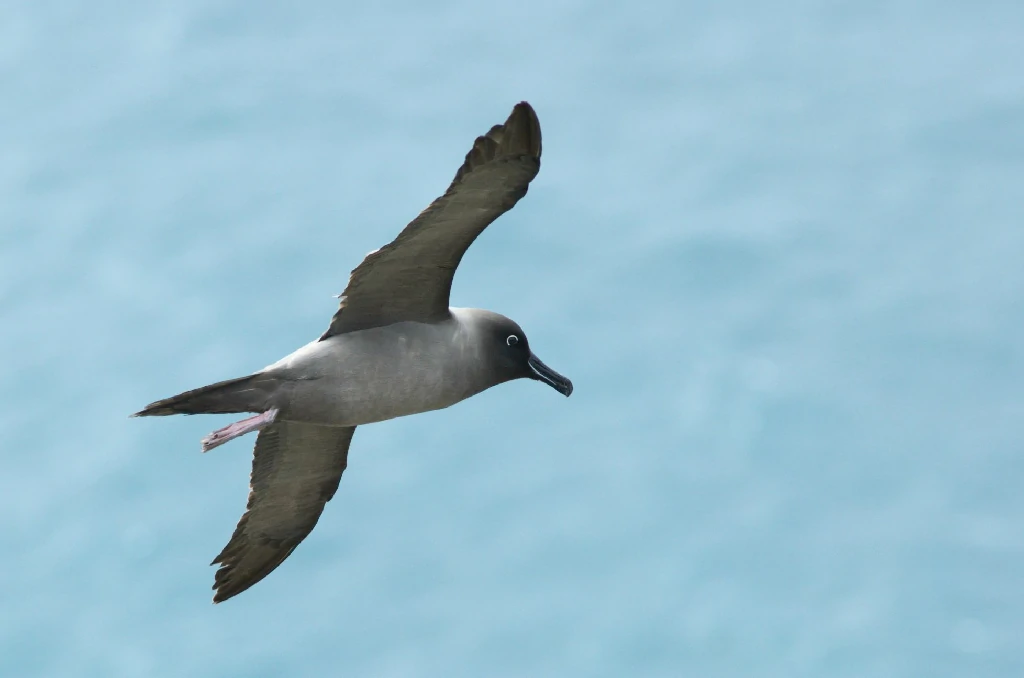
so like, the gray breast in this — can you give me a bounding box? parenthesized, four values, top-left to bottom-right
(263, 316, 492, 427)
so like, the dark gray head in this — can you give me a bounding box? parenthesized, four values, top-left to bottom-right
(476, 312, 573, 396)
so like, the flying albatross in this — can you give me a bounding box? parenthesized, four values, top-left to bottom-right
(133, 101, 572, 603)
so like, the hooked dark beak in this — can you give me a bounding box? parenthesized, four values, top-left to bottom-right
(527, 353, 573, 397)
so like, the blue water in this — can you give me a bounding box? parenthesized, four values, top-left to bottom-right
(3, 1, 1022, 676)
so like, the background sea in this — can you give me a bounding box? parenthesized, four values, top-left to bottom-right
(2, 1, 1022, 676)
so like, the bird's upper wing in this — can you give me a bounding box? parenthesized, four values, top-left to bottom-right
(319, 101, 542, 339)
(210, 421, 356, 603)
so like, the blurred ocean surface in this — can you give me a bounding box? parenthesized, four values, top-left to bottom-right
(2, 1, 1022, 676)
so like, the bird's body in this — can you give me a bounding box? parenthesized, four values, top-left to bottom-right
(134, 102, 572, 603)
(227, 309, 522, 428)
(265, 314, 487, 427)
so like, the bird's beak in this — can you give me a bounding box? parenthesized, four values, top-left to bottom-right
(527, 353, 573, 397)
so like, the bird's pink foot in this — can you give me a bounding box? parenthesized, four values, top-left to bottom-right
(201, 408, 279, 452)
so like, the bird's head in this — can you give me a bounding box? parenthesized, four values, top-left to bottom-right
(471, 311, 573, 397)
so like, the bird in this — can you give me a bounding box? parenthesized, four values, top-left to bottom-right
(132, 101, 572, 603)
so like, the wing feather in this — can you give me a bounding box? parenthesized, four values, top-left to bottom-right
(210, 422, 356, 603)
(320, 101, 542, 339)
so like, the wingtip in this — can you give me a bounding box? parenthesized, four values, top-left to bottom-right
(210, 569, 234, 605)
(504, 101, 542, 158)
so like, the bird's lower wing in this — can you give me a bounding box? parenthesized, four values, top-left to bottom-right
(210, 421, 356, 603)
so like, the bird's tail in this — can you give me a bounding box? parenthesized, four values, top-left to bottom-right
(132, 374, 278, 417)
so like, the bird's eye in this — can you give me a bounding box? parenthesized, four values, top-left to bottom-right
(506, 335, 519, 347)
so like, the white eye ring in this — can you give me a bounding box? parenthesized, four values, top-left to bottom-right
(506, 335, 519, 346)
